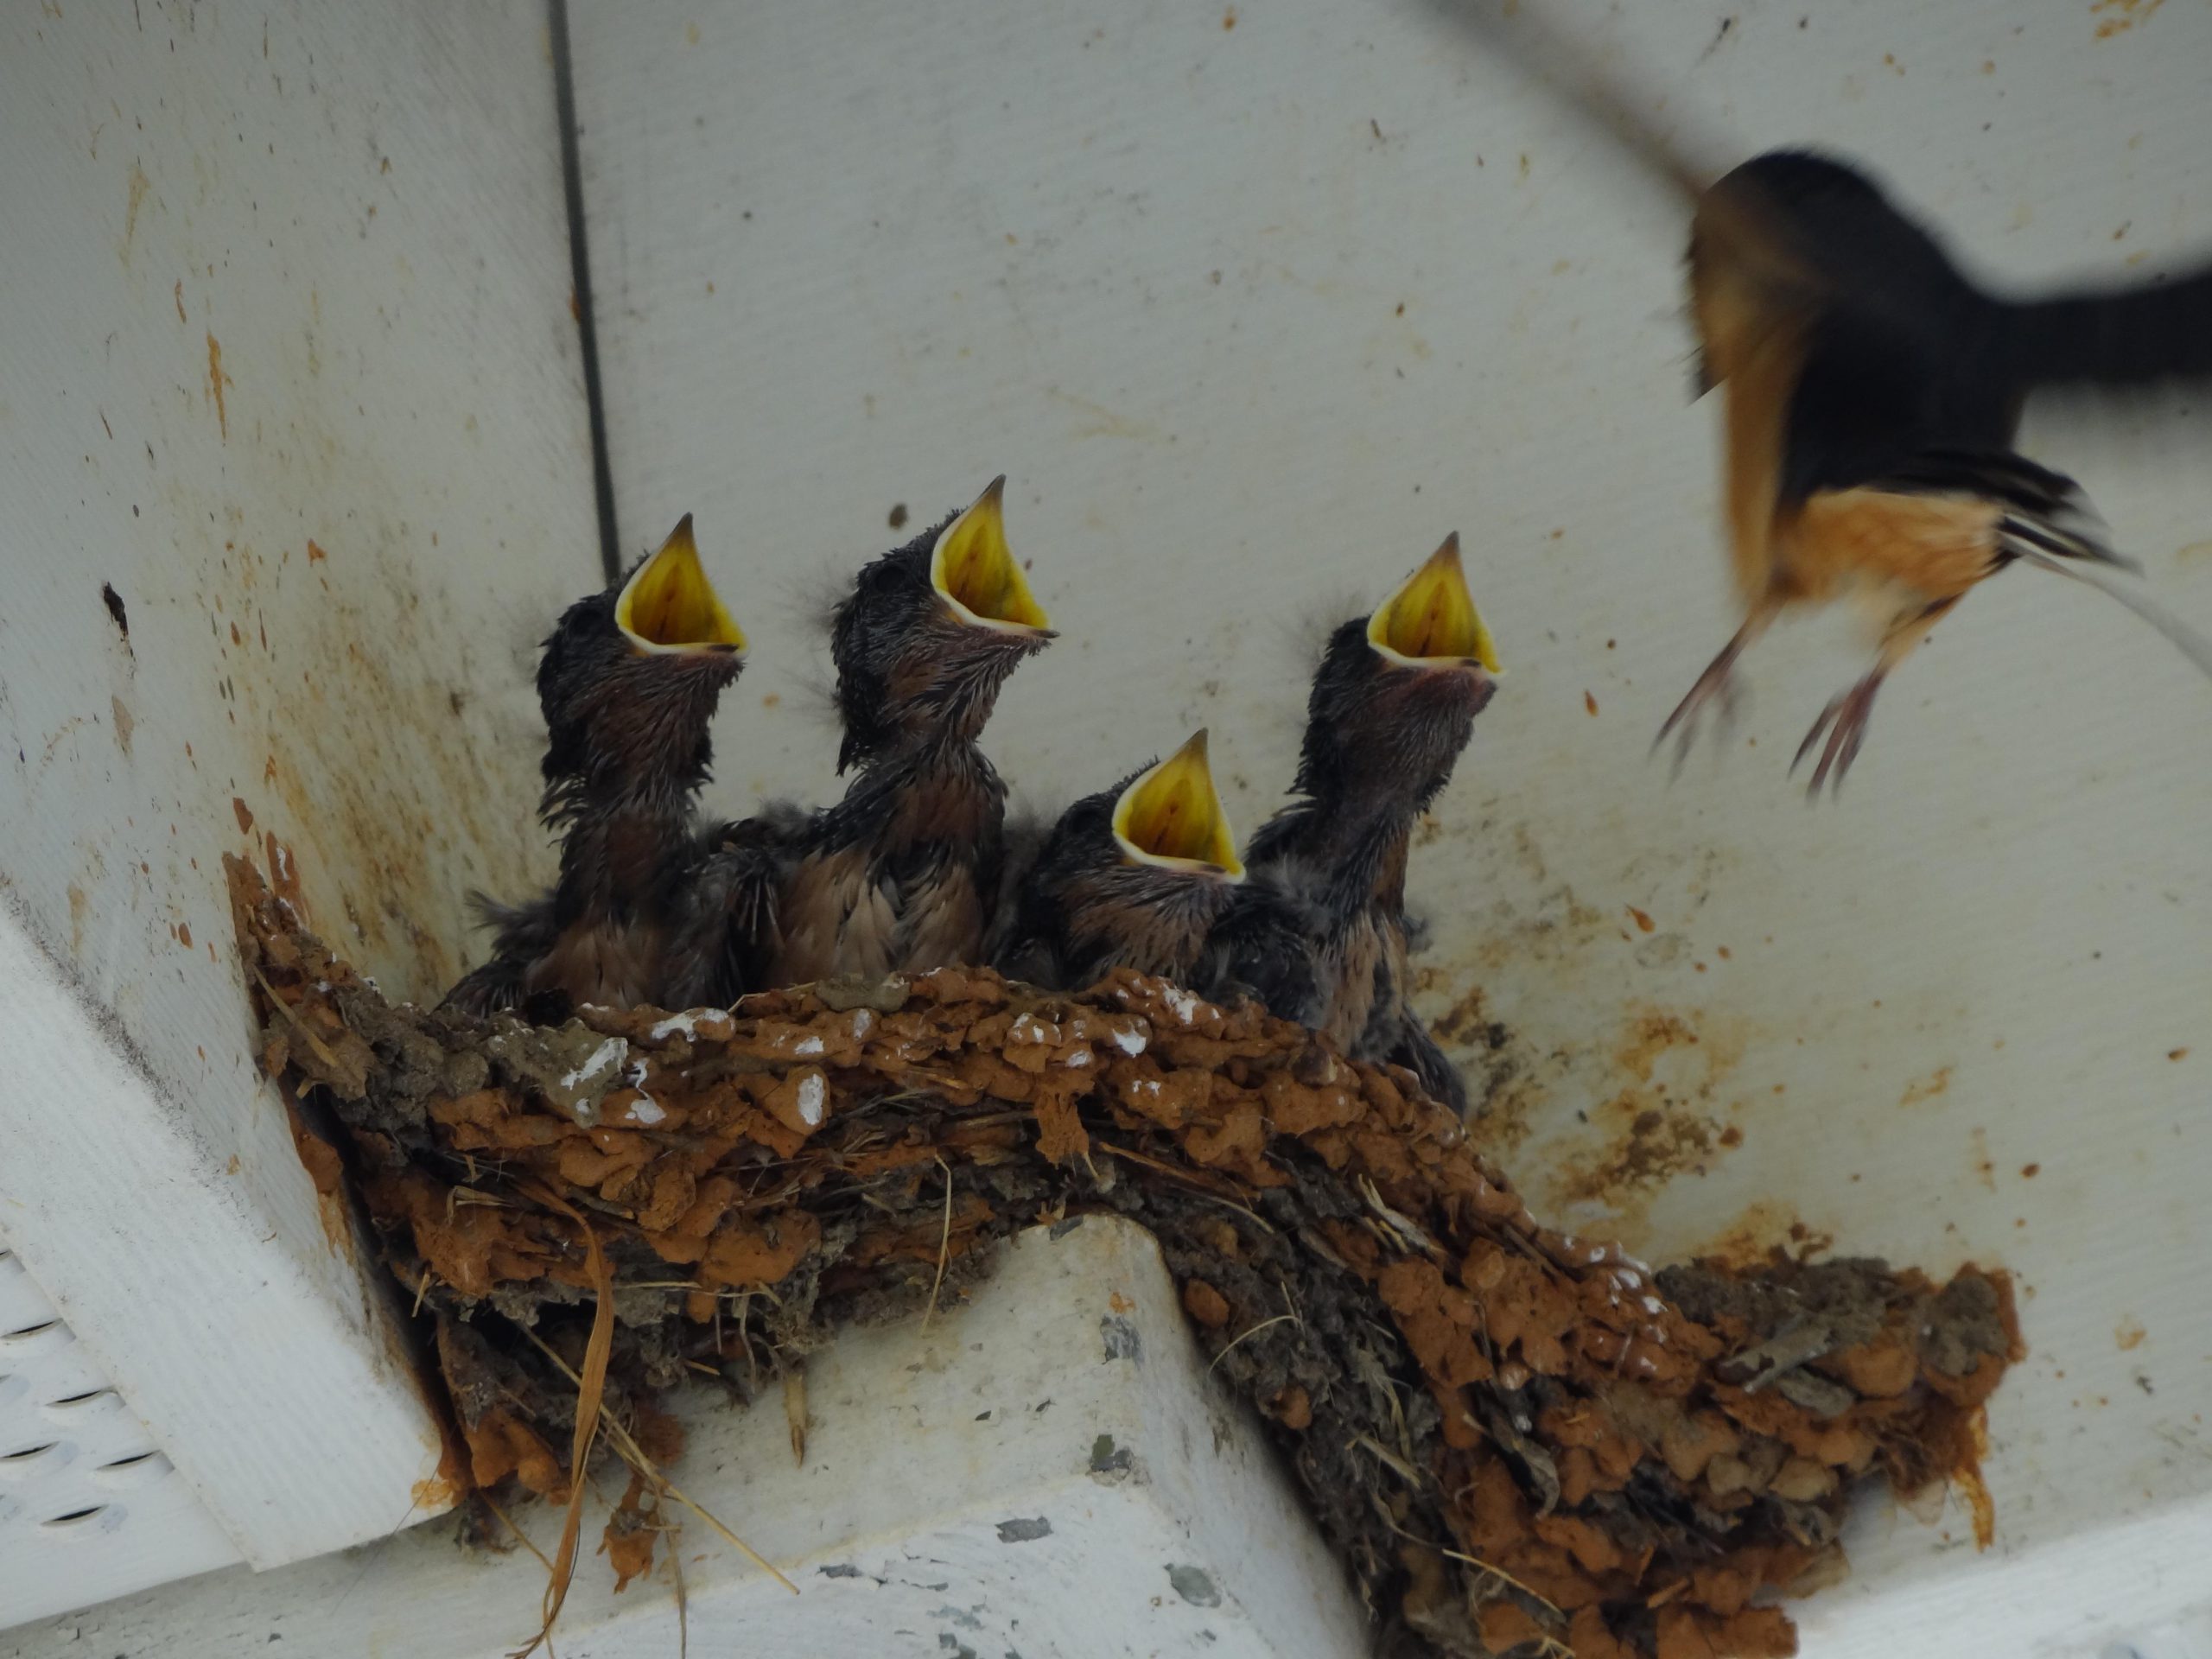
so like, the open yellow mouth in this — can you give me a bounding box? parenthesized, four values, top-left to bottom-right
(1366, 533, 1500, 671)
(931, 476, 1052, 634)
(616, 514, 746, 654)
(1111, 729, 1244, 880)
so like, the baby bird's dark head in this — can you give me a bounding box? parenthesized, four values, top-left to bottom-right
(537, 514, 747, 821)
(1039, 729, 1245, 981)
(830, 476, 1053, 772)
(1294, 534, 1498, 814)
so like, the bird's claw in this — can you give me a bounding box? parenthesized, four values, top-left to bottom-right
(1653, 658, 1743, 778)
(1790, 674, 1882, 799)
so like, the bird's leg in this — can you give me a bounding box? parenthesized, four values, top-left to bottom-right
(1792, 595, 1959, 798)
(1654, 597, 1779, 773)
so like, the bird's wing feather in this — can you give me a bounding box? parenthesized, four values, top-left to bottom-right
(1197, 878, 1325, 1028)
(664, 826, 791, 1009)
(440, 890, 557, 1014)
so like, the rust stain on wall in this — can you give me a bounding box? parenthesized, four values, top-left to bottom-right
(122, 161, 151, 264)
(1695, 1199, 1834, 1270)
(2091, 0, 2163, 37)
(207, 528, 548, 1001)
(1540, 1006, 1746, 1224)
(1968, 1126, 1997, 1192)
(1900, 1065, 1953, 1108)
(205, 333, 231, 441)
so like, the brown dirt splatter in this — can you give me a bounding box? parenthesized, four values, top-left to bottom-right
(1541, 1008, 1746, 1223)
(1552, 1099, 1717, 1206)
(1617, 1010, 1698, 1080)
(1900, 1065, 1952, 1108)
(122, 163, 151, 264)
(1969, 1128, 1996, 1192)
(206, 334, 231, 441)
(210, 522, 550, 998)
(1421, 977, 1533, 1150)
(2115, 1316, 2146, 1351)
(1697, 1201, 1814, 1272)
(2091, 0, 2163, 36)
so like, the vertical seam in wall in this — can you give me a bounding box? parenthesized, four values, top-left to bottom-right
(550, 0, 621, 584)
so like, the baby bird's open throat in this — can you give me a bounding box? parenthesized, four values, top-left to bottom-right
(616, 516, 746, 653)
(1111, 730, 1243, 878)
(931, 476, 1051, 634)
(1367, 534, 1501, 671)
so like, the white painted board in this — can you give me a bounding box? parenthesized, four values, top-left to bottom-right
(0, 1236, 241, 1630)
(0, 0, 601, 1593)
(571, 1, 2212, 1649)
(0, 1219, 1370, 1659)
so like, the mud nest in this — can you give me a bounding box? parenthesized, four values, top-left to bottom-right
(228, 857, 2018, 1659)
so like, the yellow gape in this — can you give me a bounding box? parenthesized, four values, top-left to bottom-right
(1366, 533, 1500, 672)
(1111, 729, 1245, 879)
(930, 476, 1052, 632)
(616, 514, 747, 652)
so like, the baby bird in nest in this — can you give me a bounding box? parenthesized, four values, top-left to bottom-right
(1204, 536, 1499, 1113)
(996, 728, 1245, 991)
(691, 478, 1053, 997)
(444, 517, 747, 1019)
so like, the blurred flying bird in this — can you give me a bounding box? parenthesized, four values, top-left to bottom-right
(1661, 149, 2212, 791)
(1424, 0, 2212, 792)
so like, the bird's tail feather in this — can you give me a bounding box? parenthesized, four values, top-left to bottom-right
(1879, 448, 2129, 569)
(2000, 264, 2212, 392)
(2015, 548, 2212, 687)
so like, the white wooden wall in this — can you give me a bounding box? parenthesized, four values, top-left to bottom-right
(3, 0, 2208, 1646)
(0, 0, 601, 1618)
(571, 0, 2212, 1648)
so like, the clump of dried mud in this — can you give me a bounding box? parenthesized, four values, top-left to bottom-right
(229, 857, 2018, 1659)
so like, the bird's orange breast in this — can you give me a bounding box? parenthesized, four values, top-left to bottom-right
(1778, 488, 2005, 605)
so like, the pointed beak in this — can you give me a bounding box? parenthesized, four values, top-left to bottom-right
(615, 514, 747, 655)
(1365, 533, 1500, 673)
(1110, 728, 1245, 880)
(930, 476, 1052, 636)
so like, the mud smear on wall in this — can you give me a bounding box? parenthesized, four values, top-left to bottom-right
(181, 475, 551, 1001)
